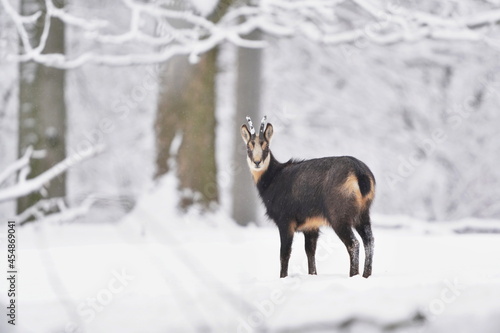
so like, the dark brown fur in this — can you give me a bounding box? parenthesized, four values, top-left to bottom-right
(241, 121, 375, 278)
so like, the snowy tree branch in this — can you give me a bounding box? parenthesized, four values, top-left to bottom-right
(0, 146, 33, 186)
(32, 0, 53, 55)
(1, 0, 500, 68)
(17, 196, 96, 225)
(0, 0, 37, 53)
(0, 145, 104, 203)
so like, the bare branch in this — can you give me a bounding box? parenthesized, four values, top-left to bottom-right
(17, 196, 96, 225)
(121, 0, 215, 31)
(32, 0, 53, 55)
(1, 0, 499, 68)
(0, 146, 33, 186)
(465, 9, 500, 28)
(0, 145, 104, 203)
(0, 0, 36, 53)
(50, 5, 107, 30)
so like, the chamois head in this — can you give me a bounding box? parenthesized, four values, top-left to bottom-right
(241, 116, 274, 175)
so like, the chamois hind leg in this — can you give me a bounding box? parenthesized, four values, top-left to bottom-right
(355, 210, 374, 278)
(331, 219, 359, 277)
(278, 224, 294, 278)
(304, 230, 319, 275)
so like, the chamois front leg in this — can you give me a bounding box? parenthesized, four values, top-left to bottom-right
(278, 225, 294, 278)
(304, 230, 319, 275)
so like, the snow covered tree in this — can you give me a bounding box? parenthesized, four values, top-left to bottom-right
(232, 28, 262, 225)
(154, 0, 235, 209)
(2, 0, 500, 221)
(17, 0, 67, 215)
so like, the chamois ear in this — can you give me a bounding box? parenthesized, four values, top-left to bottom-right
(264, 123, 273, 142)
(241, 124, 251, 144)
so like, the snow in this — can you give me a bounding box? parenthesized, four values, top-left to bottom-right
(189, 0, 219, 17)
(2, 0, 500, 223)
(0, 4, 18, 218)
(262, 34, 500, 221)
(1, 1, 500, 331)
(1, 176, 500, 333)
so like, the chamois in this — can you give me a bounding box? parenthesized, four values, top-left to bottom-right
(241, 116, 375, 278)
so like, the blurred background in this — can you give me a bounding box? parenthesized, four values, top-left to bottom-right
(1, 0, 500, 224)
(1, 0, 500, 332)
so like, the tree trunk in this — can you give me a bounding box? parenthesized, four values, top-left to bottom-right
(232, 30, 262, 225)
(154, 1, 235, 210)
(155, 49, 219, 209)
(17, 0, 66, 214)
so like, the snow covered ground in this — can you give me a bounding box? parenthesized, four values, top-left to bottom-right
(1, 176, 500, 333)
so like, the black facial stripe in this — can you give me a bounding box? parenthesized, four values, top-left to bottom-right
(247, 138, 270, 163)
(261, 149, 269, 161)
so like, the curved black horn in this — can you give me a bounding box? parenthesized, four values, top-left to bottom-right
(259, 115, 267, 135)
(246, 116, 256, 135)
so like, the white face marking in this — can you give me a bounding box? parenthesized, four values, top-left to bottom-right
(247, 152, 270, 172)
(247, 152, 271, 183)
(245, 139, 271, 184)
(241, 120, 274, 183)
(246, 138, 270, 169)
(252, 142, 263, 163)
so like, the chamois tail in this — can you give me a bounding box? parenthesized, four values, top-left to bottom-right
(356, 173, 372, 197)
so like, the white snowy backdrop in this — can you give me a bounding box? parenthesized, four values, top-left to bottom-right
(2, 0, 500, 222)
(264, 35, 500, 221)
(1, 0, 500, 332)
